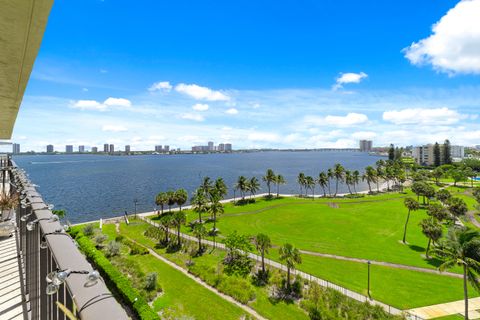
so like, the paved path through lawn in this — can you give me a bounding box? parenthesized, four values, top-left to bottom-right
(407, 297, 480, 319)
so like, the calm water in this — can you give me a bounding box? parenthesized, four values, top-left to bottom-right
(13, 151, 382, 223)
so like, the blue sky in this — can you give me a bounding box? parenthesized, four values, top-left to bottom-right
(9, 0, 480, 151)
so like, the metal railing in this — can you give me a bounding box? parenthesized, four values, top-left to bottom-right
(1, 156, 129, 320)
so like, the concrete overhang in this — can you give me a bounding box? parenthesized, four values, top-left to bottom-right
(0, 0, 53, 139)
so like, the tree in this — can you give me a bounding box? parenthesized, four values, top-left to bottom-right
(448, 197, 468, 220)
(333, 163, 345, 197)
(433, 142, 441, 167)
(200, 176, 213, 197)
(175, 189, 188, 211)
(432, 167, 444, 185)
(191, 188, 208, 223)
(213, 178, 228, 199)
(450, 168, 467, 187)
(433, 227, 480, 320)
(344, 170, 353, 195)
(419, 218, 443, 259)
(235, 176, 248, 200)
(327, 168, 334, 196)
(275, 174, 286, 197)
(464, 167, 476, 188)
(254, 233, 271, 275)
(317, 172, 328, 197)
(279, 243, 302, 292)
(403, 198, 420, 243)
(223, 231, 254, 276)
(248, 177, 260, 198)
(172, 211, 186, 247)
(362, 166, 377, 194)
(305, 176, 315, 198)
(394, 147, 403, 161)
(352, 170, 360, 194)
(263, 169, 276, 196)
(192, 223, 207, 253)
(427, 203, 449, 222)
(209, 197, 224, 233)
(155, 192, 168, 216)
(166, 190, 176, 212)
(388, 144, 395, 161)
(473, 188, 480, 204)
(443, 140, 452, 165)
(436, 189, 452, 204)
(297, 173, 306, 196)
(160, 213, 173, 243)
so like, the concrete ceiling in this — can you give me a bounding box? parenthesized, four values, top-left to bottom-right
(0, 0, 53, 139)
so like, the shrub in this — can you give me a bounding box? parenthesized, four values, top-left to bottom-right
(217, 276, 256, 304)
(115, 234, 125, 242)
(144, 272, 157, 291)
(105, 241, 120, 257)
(123, 239, 149, 255)
(83, 224, 95, 237)
(95, 234, 107, 247)
(144, 226, 163, 241)
(75, 234, 159, 319)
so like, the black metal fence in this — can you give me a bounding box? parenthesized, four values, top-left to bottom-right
(1, 156, 129, 319)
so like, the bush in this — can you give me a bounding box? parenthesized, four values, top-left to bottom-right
(95, 234, 107, 247)
(217, 276, 256, 304)
(144, 226, 163, 241)
(123, 239, 149, 255)
(144, 272, 157, 291)
(105, 241, 120, 257)
(115, 234, 125, 242)
(83, 224, 95, 237)
(75, 234, 159, 319)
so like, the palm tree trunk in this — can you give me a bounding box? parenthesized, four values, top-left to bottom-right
(277, 184, 280, 197)
(198, 236, 202, 251)
(464, 265, 469, 320)
(367, 182, 372, 193)
(286, 267, 291, 291)
(403, 210, 411, 243)
(261, 251, 265, 274)
(347, 183, 352, 195)
(327, 181, 331, 197)
(268, 183, 271, 196)
(335, 179, 339, 197)
(353, 183, 357, 194)
(426, 238, 431, 259)
(177, 227, 181, 246)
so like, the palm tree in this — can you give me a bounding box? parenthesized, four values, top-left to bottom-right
(362, 166, 377, 194)
(352, 170, 360, 194)
(305, 176, 315, 199)
(433, 228, 480, 320)
(175, 189, 188, 211)
(160, 213, 173, 243)
(155, 192, 168, 216)
(254, 233, 272, 274)
(275, 174, 286, 197)
(333, 163, 345, 197)
(248, 177, 260, 199)
(403, 197, 420, 244)
(419, 218, 443, 259)
(209, 197, 224, 233)
(166, 190, 176, 212)
(213, 177, 228, 199)
(327, 168, 334, 196)
(172, 211, 186, 247)
(263, 169, 276, 196)
(317, 172, 328, 197)
(345, 170, 353, 195)
(191, 188, 208, 223)
(200, 176, 212, 197)
(297, 173, 306, 196)
(235, 176, 248, 200)
(279, 243, 302, 291)
(192, 223, 207, 253)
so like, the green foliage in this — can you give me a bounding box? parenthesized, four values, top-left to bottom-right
(436, 189, 452, 203)
(94, 234, 107, 247)
(83, 224, 95, 237)
(105, 240, 120, 257)
(217, 276, 256, 304)
(123, 238, 149, 255)
(447, 197, 468, 218)
(144, 226, 163, 241)
(223, 231, 254, 276)
(75, 234, 159, 320)
(144, 272, 157, 291)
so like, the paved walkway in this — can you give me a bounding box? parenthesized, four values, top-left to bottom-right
(407, 297, 480, 319)
(138, 216, 404, 317)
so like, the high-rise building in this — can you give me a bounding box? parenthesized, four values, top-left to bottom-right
(103, 144, 109, 153)
(225, 143, 232, 152)
(218, 143, 225, 152)
(413, 144, 465, 165)
(208, 141, 214, 151)
(78, 145, 85, 153)
(359, 140, 373, 152)
(46, 145, 54, 153)
(125, 145, 131, 153)
(12, 143, 20, 154)
(155, 145, 162, 152)
(66, 145, 73, 153)
(109, 144, 115, 154)
(91, 147, 98, 153)
(164, 145, 169, 152)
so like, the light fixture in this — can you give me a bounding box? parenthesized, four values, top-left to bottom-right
(40, 230, 71, 249)
(26, 214, 60, 231)
(45, 269, 100, 295)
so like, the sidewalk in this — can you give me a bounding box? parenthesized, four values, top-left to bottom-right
(407, 297, 480, 319)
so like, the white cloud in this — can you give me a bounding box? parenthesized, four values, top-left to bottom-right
(102, 125, 128, 132)
(175, 83, 230, 101)
(382, 107, 464, 125)
(333, 72, 368, 90)
(103, 97, 132, 107)
(149, 81, 173, 92)
(180, 113, 205, 122)
(305, 113, 368, 127)
(225, 108, 239, 115)
(247, 132, 280, 142)
(82, 88, 89, 92)
(404, 0, 480, 74)
(192, 103, 209, 111)
(71, 100, 107, 111)
(351, 131, 377, 140)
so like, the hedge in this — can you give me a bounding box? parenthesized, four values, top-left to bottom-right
(75, 234, 159, 320)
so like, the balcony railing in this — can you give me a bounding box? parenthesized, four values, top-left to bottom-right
(1, 155, 129, 319)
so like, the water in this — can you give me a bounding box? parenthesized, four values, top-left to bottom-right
(13, 151, 383, 223)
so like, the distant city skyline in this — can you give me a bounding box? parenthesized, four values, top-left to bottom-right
(6, 0, 480, 151)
